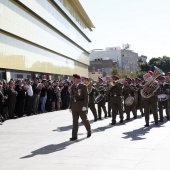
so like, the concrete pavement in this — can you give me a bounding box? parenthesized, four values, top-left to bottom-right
(0, 108, 170, 170)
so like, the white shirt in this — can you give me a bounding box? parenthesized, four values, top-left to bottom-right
(25, 84, 33, 96)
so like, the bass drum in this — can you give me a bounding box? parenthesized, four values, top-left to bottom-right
(125, 96, 134, 106)
(158, 94, 169, 101)
(94, 94, 104, 104)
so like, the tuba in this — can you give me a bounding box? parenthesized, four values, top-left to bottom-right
(141, 66, 164, 98)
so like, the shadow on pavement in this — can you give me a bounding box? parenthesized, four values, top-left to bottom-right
(122, 123, 165, 141)
(20, 137, 86, 159)
(52, 120, 94, 132)
(92, 124, 113, 133)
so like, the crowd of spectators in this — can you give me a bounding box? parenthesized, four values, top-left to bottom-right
(0, 77, 72, 123)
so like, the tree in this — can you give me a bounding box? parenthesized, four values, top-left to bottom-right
(111, 67, 119, 77)
(140, 56, 170, 74)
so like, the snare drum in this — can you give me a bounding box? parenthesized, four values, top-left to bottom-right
(157, 94, 169, 101)
(125, 96, 134, 106)
(94, 94, 104, 104)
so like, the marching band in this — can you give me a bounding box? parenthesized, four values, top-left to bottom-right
(1, 66, 170, 139)
(82, 66, 170, 129)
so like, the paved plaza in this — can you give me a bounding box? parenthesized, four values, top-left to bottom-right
(1, 108, 170, 170)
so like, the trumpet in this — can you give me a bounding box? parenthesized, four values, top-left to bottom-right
(110, 80, 116, 86)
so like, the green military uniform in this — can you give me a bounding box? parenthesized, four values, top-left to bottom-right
(88, 87, 98, 121)
(123, 84, 137, 120)
(107, 88, 112, 117)
(142, 80, 160, 127)
(110, 83, 123, 124)
(96, 84, 108, 119)
(136, 84, 144, 116)
(70, 83, 91, 139)
(158, 82, 170, 121)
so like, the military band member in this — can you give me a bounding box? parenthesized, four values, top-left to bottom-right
(69, 74, 91, 141)
(142, 73, 159, 127)
(107, 82, 112, 117)
(110, 75, 124, 125)
(135, 78, 144, 116)
(96, 78, 108, 119)
(123, 79, 137, 120)
(158, 76, 170, 122)
(87, 80, 98, 121)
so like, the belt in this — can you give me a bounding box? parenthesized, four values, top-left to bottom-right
(75, 98, 84, 101)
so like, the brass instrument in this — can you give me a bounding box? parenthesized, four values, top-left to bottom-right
(97, 84, 109, 92)
(87, 81, 93, 94)
(110, 80, 117, 86)
(141, 66, 164, 98)
(109, 79, 124, 87)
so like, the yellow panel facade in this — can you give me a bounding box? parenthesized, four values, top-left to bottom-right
(0, 33, 88, 77)
(0, 0, 94, 79)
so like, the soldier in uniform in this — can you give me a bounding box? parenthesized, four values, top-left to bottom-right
(69, 74, 91, 141)
(96, 77, 108, 119)
(135, 78, 144, 117)
(123, 79, 137, 120)
(107, 81, 112, 117)
(142, 72, 159, 127)
(87, 80, 98, 121)
(158, 76, 170, 122)
(109, 75, 124, 125)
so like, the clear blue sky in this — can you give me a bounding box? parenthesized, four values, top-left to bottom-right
(80, 0, 170, 61)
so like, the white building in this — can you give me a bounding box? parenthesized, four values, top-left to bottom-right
(90, 47, 139, 73)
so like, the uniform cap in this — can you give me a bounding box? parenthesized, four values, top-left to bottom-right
(99, 77, 103, 82)
(123, 81, 128, 86)
(148, 70, 153, 75)
(165, 76, 169, 81)
(84, 77, 89, 81)
(113, 75, 119, 80)
(73, 74, 81, 79)
(159, 76, 166, 80)
(143, 73, 152, 81)
(125, 77, 132, 81)
(135, 77, 141, 81)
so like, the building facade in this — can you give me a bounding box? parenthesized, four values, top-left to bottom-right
(0, 0, 94, 81)
(88, 59, 117, 80)
(90, 47, 139, 73)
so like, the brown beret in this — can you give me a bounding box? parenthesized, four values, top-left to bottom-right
(99, 77, 103, 82)
(84, 77, 89, 81)
(123, 81, 128, 86)
(125, 77, 131, 81)
(148, 70, 153, 75)
(159, 76, 166, 80)
(113, 75, 119, 80)
(73, 74, 81, 79)
(135, 77, 141, 81)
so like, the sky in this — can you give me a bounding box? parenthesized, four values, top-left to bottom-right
(79, 0, 170, 61)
